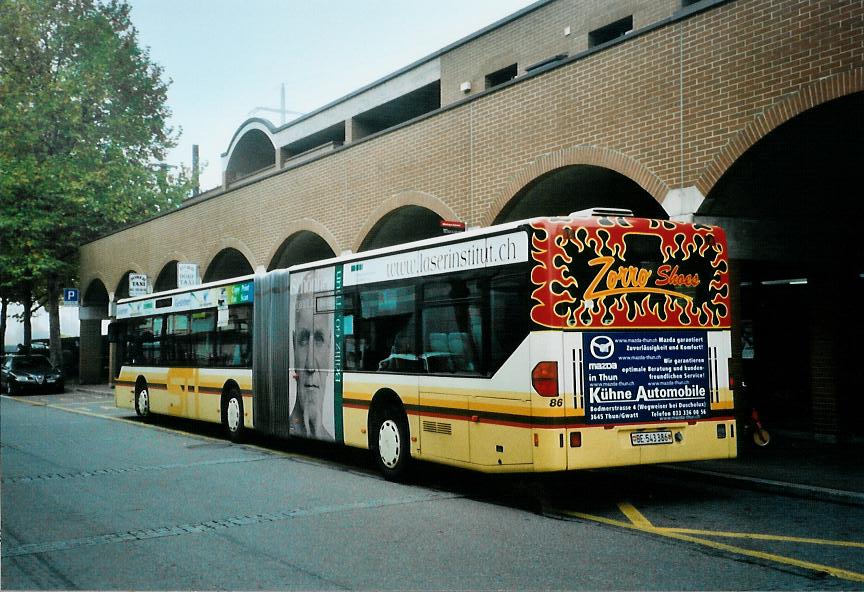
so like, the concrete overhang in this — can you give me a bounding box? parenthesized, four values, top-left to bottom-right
(222, 119, 279, 171)
(222, 58, 441, 170)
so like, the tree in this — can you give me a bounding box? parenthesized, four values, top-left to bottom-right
(0, 0, 193, 368)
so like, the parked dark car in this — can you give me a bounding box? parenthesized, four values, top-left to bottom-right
(1, 354, 65, 395)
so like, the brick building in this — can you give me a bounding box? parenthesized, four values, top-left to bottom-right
(80, 0, 864, 441)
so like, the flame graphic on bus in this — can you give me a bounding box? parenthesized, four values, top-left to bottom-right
(530, 217, 730, 329)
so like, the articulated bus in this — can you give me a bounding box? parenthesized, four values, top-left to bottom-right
(113, 209, 735, 479)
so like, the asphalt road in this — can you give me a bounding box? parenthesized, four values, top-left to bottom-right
(2, 393, 862, 590)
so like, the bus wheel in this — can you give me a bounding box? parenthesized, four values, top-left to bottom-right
(134, 383, 150, 419)
(753, 427, 771, 447)
(373, 407, 411, 481)
(223, 387, 245, 443)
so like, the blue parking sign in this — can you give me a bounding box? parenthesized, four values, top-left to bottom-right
(63, 288, 79, 306)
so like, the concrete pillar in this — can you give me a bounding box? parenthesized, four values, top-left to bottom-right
(663, 187, 705, 222)
(727, 260, 744, 395)
(79, 319, 104, 384)
(108, 342, 116, 384)
(345, 118, 370, 143)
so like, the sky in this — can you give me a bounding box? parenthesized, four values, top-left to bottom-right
(5, 0, 537, 346)
(126, 0, 537, 192)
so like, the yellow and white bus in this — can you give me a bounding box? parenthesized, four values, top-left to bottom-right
(114, 208, 735, 479)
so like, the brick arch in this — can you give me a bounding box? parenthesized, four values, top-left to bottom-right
(697, 69, 864, 198)
(350, 190, 460, 253)
(113, 263, 145, 291)
(151, 252, 196, 292)
(264, 218, 340, 269)
(82, 276, 110, 307)
(201, 238, 258, 278)
(156, 251, 192, 271)
(482, 146, 669, 227)
(154, 251, 194, 276)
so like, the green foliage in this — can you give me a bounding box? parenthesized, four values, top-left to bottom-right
(0, 0, 192, 297)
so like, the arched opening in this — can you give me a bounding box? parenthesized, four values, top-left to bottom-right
(269, 231, 336, 270)
(153, 260, 179, 292)
(225, 129, 276, 182)
(83, 279, 109, 311)
(359, 206, 444, 252)
(700, 91, 864, 440)
(493, 165, 665, 224)
(203, 248, 253, 283)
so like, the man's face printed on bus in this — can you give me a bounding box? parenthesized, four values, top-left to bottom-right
(293, 287, 332, 441)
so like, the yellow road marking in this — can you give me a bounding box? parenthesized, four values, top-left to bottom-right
(562, 507, 864, 584)
(617, 501, 864, 549)
(658, 527, 864, 549)
(1, 394, 46, 406)
(617, 501, 654, 528)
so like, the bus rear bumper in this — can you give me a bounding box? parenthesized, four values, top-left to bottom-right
(562, 419, 737, 471)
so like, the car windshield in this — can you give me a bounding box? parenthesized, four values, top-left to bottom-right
(14, 356, 54, 372)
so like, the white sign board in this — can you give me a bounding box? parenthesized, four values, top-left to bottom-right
(177, 263, 200, 288)
(128, 273, 149, 297)
(343, 231, 528, 287)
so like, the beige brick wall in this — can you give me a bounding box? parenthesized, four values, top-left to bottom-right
(80, 0, 864, 297)
(440, 0, 680, 104)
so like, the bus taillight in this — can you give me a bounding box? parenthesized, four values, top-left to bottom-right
(532, 361, 559, 397)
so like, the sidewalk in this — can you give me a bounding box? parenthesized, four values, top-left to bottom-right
(657, 434, 864, 506)
(72, 380, 116, 397)
(69, 381, 864, 505)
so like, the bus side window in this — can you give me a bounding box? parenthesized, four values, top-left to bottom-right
(421, 278, 483, 375)
(216, 305, 253, 368)
(489, 274, 529, 373)
(140, 316, 163, 366)
(124, 319, 144, 366)
(166, 313, 192, 364)
(354, 284, 416, 372)
(190, 310, 216, 366)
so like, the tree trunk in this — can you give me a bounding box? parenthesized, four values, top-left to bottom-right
(47, 276, 62, 368)
(1, 297, 7, 355)
(22, 291, 32, 348)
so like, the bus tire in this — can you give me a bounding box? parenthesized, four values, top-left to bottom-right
(223, 387, 245, 443)
(753, 427, 771, 447)
(134, 382, 150, 419)
(372, 405, 411, 481)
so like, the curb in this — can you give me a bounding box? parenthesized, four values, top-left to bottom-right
(72, 386, 115, 397)
(651, 464, 864, 507)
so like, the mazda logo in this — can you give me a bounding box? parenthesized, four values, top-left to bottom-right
(589, 335, 615, 360)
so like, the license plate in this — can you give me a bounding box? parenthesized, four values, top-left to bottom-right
(630, 430, 673, 446)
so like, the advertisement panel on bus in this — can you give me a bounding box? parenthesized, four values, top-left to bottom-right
(529, 216, 730, 330)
